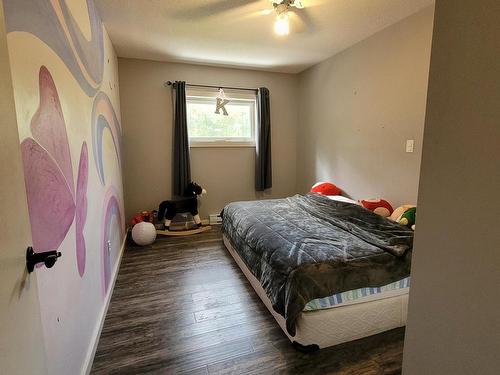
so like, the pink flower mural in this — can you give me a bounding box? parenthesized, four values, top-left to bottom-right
(76, 144, 89, 276)
(4, 1, 125, 370)
(21, 66, 89, 277)
(5, 0, 125, 296)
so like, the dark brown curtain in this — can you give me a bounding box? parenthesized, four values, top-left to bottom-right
(255, 87, 272, 191)
(172, 81, 191, 196)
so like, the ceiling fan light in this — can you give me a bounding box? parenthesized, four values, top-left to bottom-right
(274, 12, 290, 36)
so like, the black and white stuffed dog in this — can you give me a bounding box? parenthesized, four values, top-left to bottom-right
(158, 182, 207, 230)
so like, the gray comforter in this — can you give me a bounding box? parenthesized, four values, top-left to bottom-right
(221, 193, 413, 336)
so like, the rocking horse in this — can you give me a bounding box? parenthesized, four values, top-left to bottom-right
(156, 182, 211, 236)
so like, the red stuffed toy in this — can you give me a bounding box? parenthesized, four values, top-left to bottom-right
(311, 182, 342, 196)
(360, 199, 394, 217)
(129, 211, 156, 227)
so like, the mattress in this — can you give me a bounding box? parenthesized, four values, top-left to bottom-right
(223, 235, 408, 349)
(304, 277, 410, 311)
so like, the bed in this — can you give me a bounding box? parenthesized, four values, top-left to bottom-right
(221, 193, 413, 350)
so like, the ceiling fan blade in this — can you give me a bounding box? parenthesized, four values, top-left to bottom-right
(289, 11, 307, 33)
(292, 0, 330, 8)
(175, 0, 261, 20)
(260, 8, 275, 15)
(290, 7, 315, 33)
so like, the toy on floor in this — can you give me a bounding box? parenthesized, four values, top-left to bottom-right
(129, 210, 157, 227)
(360, 199, 394, 217)
(157, 182, 211, 236)
(131, 221, 157, 246)
(311, 181, 342, 196)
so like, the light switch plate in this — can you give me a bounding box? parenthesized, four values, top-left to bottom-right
(406, 139, 415, 153)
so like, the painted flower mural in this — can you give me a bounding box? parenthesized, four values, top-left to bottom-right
(6, 0, 124, 287)
(4, 1, 125, 372)
(21, 66, 89, 276)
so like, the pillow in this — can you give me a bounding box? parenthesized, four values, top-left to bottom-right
(389, 205, 416, 221)
(311, 182, 341, 196)
(360, 199, 394, 217)
(326, 195, 360, 205)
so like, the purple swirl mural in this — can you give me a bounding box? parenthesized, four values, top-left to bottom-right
(3, 0, 104, 96)
(101, 187, 124, 297)
(91, 92, 122, 186)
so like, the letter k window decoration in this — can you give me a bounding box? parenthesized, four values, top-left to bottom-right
(215, 88, 229, 116)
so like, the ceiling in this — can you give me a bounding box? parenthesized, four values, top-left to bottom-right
(95, 0, 434, 74)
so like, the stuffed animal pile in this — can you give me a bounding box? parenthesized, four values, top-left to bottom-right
(129, 211, 157, 227)
(310, 181, 417, 230)
(359, 199, 393, 217)
(310, 182, 341, 196)
(390, 205, 417, 230)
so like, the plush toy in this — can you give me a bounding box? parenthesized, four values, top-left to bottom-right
(129, 211, 156, 227)
(389, 205, 415, 222)
(360, 199, 394, 217)
(131, 221, 157, 246)
(311, 182, 341, 196)
(398, 207, 416, 228)
(158, 181, 207, 230)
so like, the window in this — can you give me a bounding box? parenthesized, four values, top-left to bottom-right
(186, 89, 257, 147)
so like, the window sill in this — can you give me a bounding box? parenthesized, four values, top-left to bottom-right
(190, 142, 256, 148)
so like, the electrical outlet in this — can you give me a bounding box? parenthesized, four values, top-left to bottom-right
(209, 214, 222, 225)
(107, 240, 111, 255)
(406, 139, 415, 153)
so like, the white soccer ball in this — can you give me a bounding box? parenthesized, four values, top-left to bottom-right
(131, 221, 157, 246)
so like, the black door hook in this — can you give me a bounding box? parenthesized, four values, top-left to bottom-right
(26, 247, 62, 273)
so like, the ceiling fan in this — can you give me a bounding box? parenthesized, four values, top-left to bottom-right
(263, 0, 307, 36)
(176, 0, 316, 36)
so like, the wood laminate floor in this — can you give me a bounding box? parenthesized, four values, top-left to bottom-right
(91, 227, 405, 374)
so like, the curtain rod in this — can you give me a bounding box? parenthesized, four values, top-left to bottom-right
(164, 81, 258, 93)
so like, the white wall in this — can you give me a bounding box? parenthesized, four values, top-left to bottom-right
(118, 58, 299, 220)
(403, 0, 500, 373)
(297, 7, 434, 207)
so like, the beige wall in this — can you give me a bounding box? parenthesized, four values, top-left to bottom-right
(403, 1, 500, 374)
(0, 3, 47, 373)
(297, 7, 434, 207)
(118, 58, 299, 220)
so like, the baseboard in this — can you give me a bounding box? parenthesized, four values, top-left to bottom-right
(81, 233, 127, 375)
